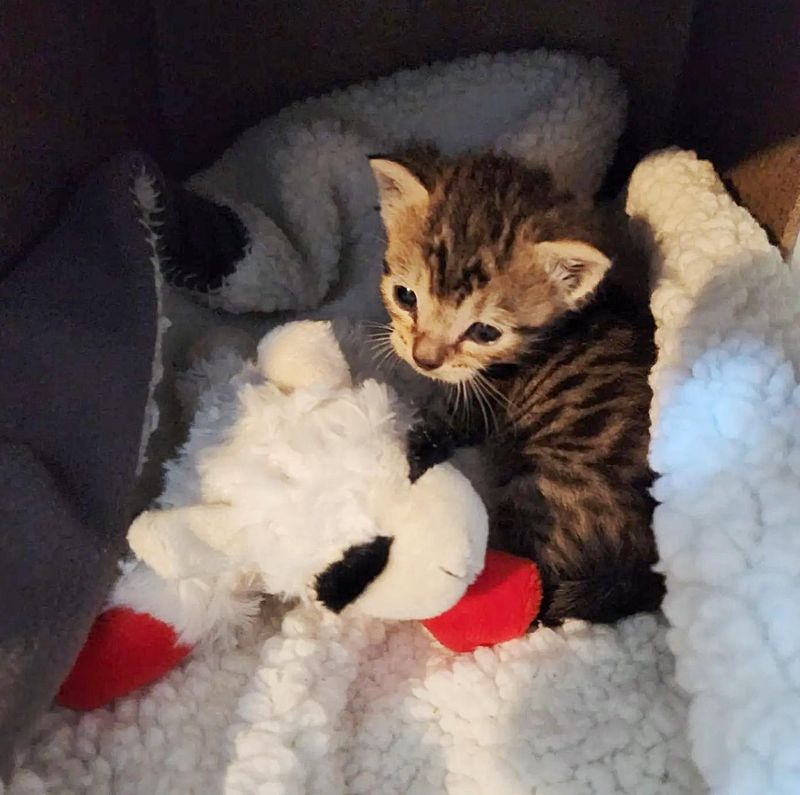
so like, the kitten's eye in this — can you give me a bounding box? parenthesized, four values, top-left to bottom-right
(394, 285, 417, 311)
(466, 322, 502, 344)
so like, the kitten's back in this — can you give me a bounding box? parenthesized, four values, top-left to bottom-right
(487, 284, 663, 625)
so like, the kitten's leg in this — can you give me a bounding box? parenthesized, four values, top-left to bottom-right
(406, 386, 489, 482)
(486, 478, 558, 626)
(407, 418, 457, 482)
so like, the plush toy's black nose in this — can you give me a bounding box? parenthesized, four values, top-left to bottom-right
(315, 536, 392, 613)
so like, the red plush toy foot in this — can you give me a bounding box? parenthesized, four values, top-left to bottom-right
(57, 607, 192, 711)
(422, 549, 542, 653)
(58, 550, 540, 711)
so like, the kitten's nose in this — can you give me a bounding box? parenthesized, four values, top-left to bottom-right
(413, 354, 442, 371)
(412, 339, 445, 371)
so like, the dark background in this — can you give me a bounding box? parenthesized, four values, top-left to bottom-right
(2, 0, 799, 270)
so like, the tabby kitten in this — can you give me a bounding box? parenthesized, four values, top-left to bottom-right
(369, 148, 664, 625)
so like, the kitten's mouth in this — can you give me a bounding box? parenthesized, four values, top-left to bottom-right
(407, 361, 473, 384)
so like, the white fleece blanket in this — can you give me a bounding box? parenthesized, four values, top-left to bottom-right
(9, 53, 797, 795)
(184, 48, 625, 320)
(627, 150, 800, 795)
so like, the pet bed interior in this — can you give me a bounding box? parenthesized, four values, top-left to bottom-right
(2, 3, 799, 794)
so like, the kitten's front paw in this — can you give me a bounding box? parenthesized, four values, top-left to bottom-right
(407, 422, 455, 482)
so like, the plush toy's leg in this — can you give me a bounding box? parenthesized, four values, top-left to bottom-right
(56, 562, 199, 711)
(57, 558, 261, 710)
(56, 607, 192, 711)
(161, 184, 308, 315)
(422, 549, 542, 653)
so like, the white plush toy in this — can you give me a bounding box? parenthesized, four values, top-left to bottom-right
(57, 320, 493, 710)
(129, 318, 488, 631)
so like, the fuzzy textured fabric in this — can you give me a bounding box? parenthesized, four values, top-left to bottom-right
(180, 49, 625, 317)
(111, 319, 489, 649)
(421, 550, 542, 653)
(627, 150, 800, 795)
(9, 610, 694, 794)
(13, 62, 791, 795)
(0, 152, 162, 778)
(130, 48, 629, 510)
(56, 608, 193, 712)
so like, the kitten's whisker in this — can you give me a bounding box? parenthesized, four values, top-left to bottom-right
(453, 382, 467, 425)
(368, 339, 393, 353)
(366, 330, 394, 355)
(375, 347, 398, 369)
(471, 377, 496, 437)
(365, 327, 393, 339)
(476, 373, 502, 404)
(368, 345, 394, 361)
(365, 328, 399, 368)
(367, 334, 392, 345)
(467, 380, 482, 435)
(476, 372, 515, 417)
(479, 375, 504, 434)
(469, 379, 490, 438)
(363, 320, 393, 333)
(451, 382, 462, 420)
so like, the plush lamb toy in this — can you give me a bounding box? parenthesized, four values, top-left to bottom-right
(58, 321, 541, 710)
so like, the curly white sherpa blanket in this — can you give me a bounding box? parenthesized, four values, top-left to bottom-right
(184, 49, 624, 318)
(8, 53, 796, 795)
(628, 151, 800, 795)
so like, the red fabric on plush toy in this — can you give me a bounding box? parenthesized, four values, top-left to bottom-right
(57, 550, 541, 710)
(55, 322, 544, 711)
(57, 607, 192, 711)
(423, 549, 542, 653)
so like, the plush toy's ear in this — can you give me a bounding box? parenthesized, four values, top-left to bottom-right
(369, 157, 430, 232)
(257, 320, 352, 392)
(534, 239, 612, 307)
(127, 504, 236, 579)
(314, 536, 393, 613)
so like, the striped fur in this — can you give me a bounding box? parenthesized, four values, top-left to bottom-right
(372, 149, 663, 625)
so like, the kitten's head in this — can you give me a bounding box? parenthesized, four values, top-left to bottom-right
(370, 149, 614, 383)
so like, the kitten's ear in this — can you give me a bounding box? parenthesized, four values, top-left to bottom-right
(535, 240, 612, 307)
(369, 157, 430, 229)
